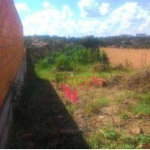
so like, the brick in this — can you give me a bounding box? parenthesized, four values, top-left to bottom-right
(0, 0, 24, 106)
(0, 77, 7, 94)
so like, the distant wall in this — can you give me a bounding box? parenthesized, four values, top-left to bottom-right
(0, 0, 25, 107)
(105, 48, 150, 68)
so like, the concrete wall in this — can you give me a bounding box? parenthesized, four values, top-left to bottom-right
(0, 0, 25, 148)
(105, 48, 150, 68)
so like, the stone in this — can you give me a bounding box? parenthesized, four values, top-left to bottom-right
(99, 115, 105, 119)
(134, 113, 143, 119)
(141, 143, 150, 149)
(130, 127, 144, 135)
(121, 99, 128, 104)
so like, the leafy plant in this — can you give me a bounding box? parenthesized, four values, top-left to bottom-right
(104, 129, 120, 140)
(39, 58, 49, 69)
(55, 54, 73, 71)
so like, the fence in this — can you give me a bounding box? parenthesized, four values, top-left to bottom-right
(105, 48, 150, 68)
(0, 0, 25, 107)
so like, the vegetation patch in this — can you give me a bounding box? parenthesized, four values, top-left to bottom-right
(85, 97, 109, 114)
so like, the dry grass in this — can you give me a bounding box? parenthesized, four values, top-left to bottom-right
(104, 47, 150, 68)
(127, 66, 150, 91)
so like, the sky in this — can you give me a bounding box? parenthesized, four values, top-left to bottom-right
(14, 0, 150, 37)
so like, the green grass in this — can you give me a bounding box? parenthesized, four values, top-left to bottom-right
(35, 59, 133, 84)
(35, 62, 54, 80)
(130, 102, 150, 115)
(118, 144, 134, 149)
(119, 134, 150, 149)
(120, 113, 130, 120)
(85, 97, 109, 114)
(86, 128, 150, 149)
(87, 129, 105, 149)
(104, 129, 120, 141)
(129, 92, 150, 115)
(66, 103, 77, 115)
(119, 110, 130, 120)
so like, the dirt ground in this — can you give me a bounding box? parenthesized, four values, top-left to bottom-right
(54, 83, 150, 136)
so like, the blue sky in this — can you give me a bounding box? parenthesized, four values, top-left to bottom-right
(14, 0, 150, 37)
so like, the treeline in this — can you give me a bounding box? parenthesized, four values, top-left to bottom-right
(25, 35, 150, 49)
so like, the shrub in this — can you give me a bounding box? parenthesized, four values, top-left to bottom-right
(100, 49, 109, 65)
(38, 59, 49, 69)
(93, 63, 102, 72)
(55, 54, 73, 71)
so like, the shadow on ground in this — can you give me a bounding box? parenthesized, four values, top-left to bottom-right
(7, 50, 89, 149)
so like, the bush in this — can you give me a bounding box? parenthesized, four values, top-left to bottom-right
(100, 49, 109, 64)
(38, 59, 49, 69)
(93, 63, 101, 72)
(55, 54, 73, 71)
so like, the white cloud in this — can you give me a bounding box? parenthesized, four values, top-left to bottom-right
(23, 4, 75, 36)
(99, 3, 110, 16)
(137, 17, 150, 34)
(43, 1, 51, 8)
(78, 0, 110, 17)
(78, 0, 100, 17)
(20, 1, 150, 37)
(108, 2, 149, 35)
(15, 3, 30, 11)
(62, 5, 74, 19)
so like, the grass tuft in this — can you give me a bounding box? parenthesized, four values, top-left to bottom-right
(87, 129, 105, 149)
(104, 129, 120, 141)
(66, 103, 76, 115)
(129, 93, 150, 115)
(85, 97, 109, 114)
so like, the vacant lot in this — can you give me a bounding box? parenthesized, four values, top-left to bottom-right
(7, 49, 150, 149)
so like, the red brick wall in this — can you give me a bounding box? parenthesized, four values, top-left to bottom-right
(105, 48, 150, 68)
(0, 0, 24, 106)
